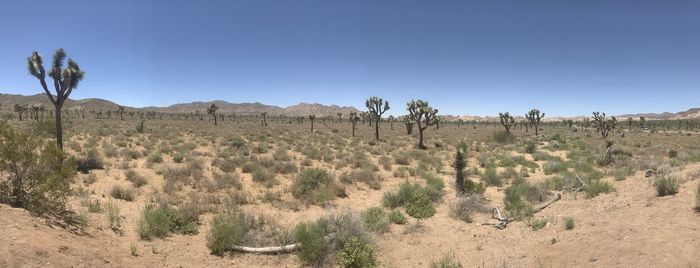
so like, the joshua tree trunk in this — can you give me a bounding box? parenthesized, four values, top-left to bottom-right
(418, 127, 425, 149)
(54, 103, 64, 149)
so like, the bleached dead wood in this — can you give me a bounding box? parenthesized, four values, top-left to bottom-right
(481, 192, 562, 230)
(225, 233, 336, 254)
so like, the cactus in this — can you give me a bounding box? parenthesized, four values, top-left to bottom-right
(592, 112, 617, 139)
(498, 112, 515, 135)
(27, 48, 85, 149)
(207, 104, 220, 125)
(406, 100, 439, 149)
(525, 109, 545, 136)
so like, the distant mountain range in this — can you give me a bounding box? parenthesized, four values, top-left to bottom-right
(0, 93, 359, 117)
(0, 93, 697, 120)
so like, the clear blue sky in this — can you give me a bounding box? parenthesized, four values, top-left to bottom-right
(1, 0, 698, 116)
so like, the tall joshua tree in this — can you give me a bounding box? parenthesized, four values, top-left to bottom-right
(525, 109, 545, 136)
(406, 100, 439, 149)
(309, 115, 316, 133)
(27, 48, 85, 149)
(337, 112, 343, 124)
(349, 112, 360, 137)
(207, 103, 220, 125)
(365, 96, 390, 141)
(498, 112, 515, 135)
(261, 112, 268, 127)
(592, 112, 617, 139)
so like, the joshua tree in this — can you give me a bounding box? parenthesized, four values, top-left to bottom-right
(640, 117, 646, 129)
(207, 103, 220, 125)
(365, 96, 390, 141)
(454, 144, 467, 196)
(309, 115, 316, 133)
(14, 104, 27, 121)
(27, 48, 85, 149)
(403, 116, 415, 135)
(525, 109, 545, 136)
(567, 119, 573, 131)
(261, 112, 268, 127)
(406, 100, 439, 149)
(388, 115, 395, 130)
(498, 112, 515, 135)
(627, 117, 633, 130)
(337, 112, 342, 124)
(118, 106, 125, 121)
(592, 112, 617, 139)
(349, 112, 360, 137)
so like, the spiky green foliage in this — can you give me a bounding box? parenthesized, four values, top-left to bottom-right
(27, 49, 85, 149)
(498, 112, 515, 134)
(349, 112, 360, 137)
(406, 99, 439, 149)
(525, 109, 545, 136)
(207, 103, 220, 125)
(592, 112, 617, 139)
(453, 145, 467, 195)
(365, 96, 390, 140)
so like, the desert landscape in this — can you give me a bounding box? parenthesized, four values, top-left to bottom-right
(1, 91, 699, 267)
(1, 1, 699, 268)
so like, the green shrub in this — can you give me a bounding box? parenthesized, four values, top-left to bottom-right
(362, 207, 390, 233)
(504, 186, 532, 219)
(543, 160, 566, 175)
(405, 191, 436, 220)
(82, 199, 103, 213)
(563, 217, 575, 230)
(382, 181, 420, 208)
(493, 131, 515, 144)
(207, 211, 252, 256)
(337, 236, 376, 268)
(655, 176, 679, 196)
(252, 166, 277, 188)
(388, 210, 407, 225)
(524, 140, 537, 154)
(481, 167, 501, 187)
(0, 122, 76, 214)
(430, 253, 463, 268)
(292, 168, 338, 205)
(111, 185, 136, 201)
(125, 170, 148, 188)
(585, 180, 613, 198)
(528, 218, 547, 231)
(294, 219, 331, 266)
(138, 203, 200, 240)
(146, 151, 163, 164)
(463, 179, 486, 195)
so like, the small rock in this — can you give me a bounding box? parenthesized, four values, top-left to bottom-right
(590, 257, 598, 262)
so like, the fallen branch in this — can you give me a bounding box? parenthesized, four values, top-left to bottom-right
(481, 192, 562, 230)
(225, 233, 336, 254)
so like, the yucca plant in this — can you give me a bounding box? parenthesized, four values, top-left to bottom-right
(27, 48, 85, 149)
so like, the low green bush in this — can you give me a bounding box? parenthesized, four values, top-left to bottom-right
(362, 207, 390, 233)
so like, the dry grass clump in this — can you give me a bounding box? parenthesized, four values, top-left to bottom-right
(111, 185, 136, 201)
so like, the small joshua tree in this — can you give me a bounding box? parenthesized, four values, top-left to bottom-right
(14, 104, 27, 121)
(118, 106, 125, 121)
(525, 109, 545, 136)
(627, 117, 633, 130)
(309, 114, 316, 133)
(406, 100, 438, 149)
(365, 96, 390, 141)
(207, 104, 220, 125)
(403, 116, 415, 135)
(498, 112, 515, 135)
(261, 112, 268, 127)
(337, 112, 342, 124)
(27, 48, 85, 149)
(567, 119, 573, 131)
(349, 112, 360, 137)
(592, 112, 617, 139)
(639, 117, 646, 129)
(454, 144, 467, 196)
